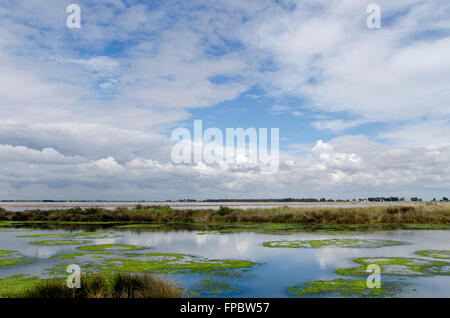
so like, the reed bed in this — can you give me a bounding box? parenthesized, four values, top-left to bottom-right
(0, 204, 449, 224)
(9, 273, 182, 298)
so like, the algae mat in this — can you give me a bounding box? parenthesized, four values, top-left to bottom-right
(263, 239, 406, 248)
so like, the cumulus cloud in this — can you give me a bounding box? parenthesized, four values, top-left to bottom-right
(0, 1, 448, 199)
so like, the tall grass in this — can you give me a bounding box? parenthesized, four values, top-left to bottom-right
(0, 204, 449, 224)
(12, 273, 182, 298)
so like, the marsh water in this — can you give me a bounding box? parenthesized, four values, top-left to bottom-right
(1, 223, 449, 297)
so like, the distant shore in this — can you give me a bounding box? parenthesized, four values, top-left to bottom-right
(1, 203, 449, 225)
(0, 200, 441, 210)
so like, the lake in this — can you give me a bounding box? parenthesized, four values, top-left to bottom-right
(0, 223, 449, 297)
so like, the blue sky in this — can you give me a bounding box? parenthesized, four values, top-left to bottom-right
(0, 0, 449, 200)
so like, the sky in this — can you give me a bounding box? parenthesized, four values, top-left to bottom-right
(0, 0, 449, 200)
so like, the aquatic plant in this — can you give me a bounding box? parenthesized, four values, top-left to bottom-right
(415, 250, 450, 260)
(335, 257, 450, 276)
(286, 278, 402, 297)
(91, 252, 256, 277)
(17, 231, 117, 239)
(0, 250, 34, 268)
(263, 239, 406, 248)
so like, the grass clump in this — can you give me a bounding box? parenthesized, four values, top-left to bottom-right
(5, 273, 182, 298)
(0, 250, 34, 268)
(93, 252, 256, 277)
(29, 239, 84, 246)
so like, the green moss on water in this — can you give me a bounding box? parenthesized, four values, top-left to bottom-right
(78, 244, 147, 252)
(49, 252, 112, 260)
(29, 239, 84, 246)
(114, 224, 166, 229)
(17, 231, 117, 239)
(336, 257, 450, 276)
(188, 279, 240, 297)
(263, 239, 406, 248)
(90, 252, 256, 276)
(415, 250, 450, 260)
(0, 250, 34, 268)
(286, 279, 401, 297)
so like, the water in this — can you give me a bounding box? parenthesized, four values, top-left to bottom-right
(0, 224, 449, 297)
(0, 201, 426, 211)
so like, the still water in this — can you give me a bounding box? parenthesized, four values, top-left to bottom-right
(0, 225, 449, 297)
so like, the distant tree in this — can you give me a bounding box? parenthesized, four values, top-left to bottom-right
(443, 197, 449, 201)
(410, 197, 420, 202)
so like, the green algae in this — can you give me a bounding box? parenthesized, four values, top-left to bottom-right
(17, 231, 117, 239)
(114, 224, 166, 229)
(0, 250, 34, 268)
(0, 275, 41, 297)
(415, 250, 450, 260)
(314, 230, 360, 235)
(188, 279, 240, 297)
(335, 257, 450, 276)
(90, 252, 256, 276)
(263, 239, 406, 248)
(49, 252, 112, 260)
(286, 279, 402, 297)
(29, 239, 85, 246)
(78, 244, 147, 252)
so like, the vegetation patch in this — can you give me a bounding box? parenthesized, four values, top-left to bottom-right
(92, 252, 256, 276)
(336, 257, 450, 276)
(188, 279, 240, 297)
(78, 244, 147, 252)
(263, 239, 406, 248)
(49, 252, 113, 260)
(286, 278, 402, 297)
(30, 239, 85, 246)
(415, 250, 450, 260)
(0, 250, 34, 268)
(0, 275, 41, 297)
(17, 231, 117, 239)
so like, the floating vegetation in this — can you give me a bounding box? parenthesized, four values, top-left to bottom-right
(196, 231, 221, 235)
(0, 250, 34, 268)
(17, 231, 117, 239)
(78, 244, 147, 252)
(188, 279, 241, 297)
(29, 239, 84, 246)
(114, 224, 166, 229)
(263, 239, 406, 248)
(415, 250, 450, 260)
(336, 257, 450, 276)
(49, 252, 112, 260)
(314, 230, 360, 236)
(286, 279, 402, 297)
(92, 252, 256, 277)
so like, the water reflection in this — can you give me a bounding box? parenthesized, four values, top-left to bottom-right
(0, 225, 449, 297)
